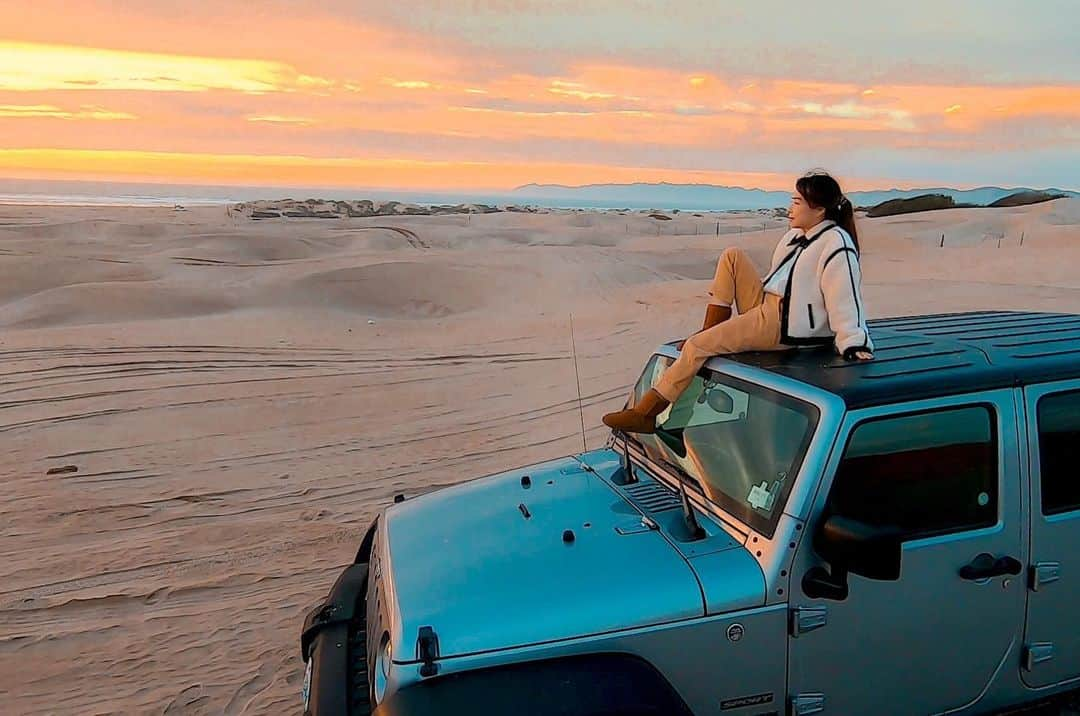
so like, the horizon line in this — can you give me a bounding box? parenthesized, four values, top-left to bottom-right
(1, 175, 1077, 196)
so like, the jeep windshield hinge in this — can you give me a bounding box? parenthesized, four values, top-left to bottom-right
(791, 692, 825, 715)
(1024, 643, 1055, 672)
(790, 606, 828, 637)
(416, 626, 440, 677)
(1030, 562, 1061, 592)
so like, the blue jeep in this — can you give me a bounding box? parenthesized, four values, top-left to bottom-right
(301, 310, 1080, 715)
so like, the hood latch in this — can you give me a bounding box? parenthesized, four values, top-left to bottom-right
(416, 626, 440, 677)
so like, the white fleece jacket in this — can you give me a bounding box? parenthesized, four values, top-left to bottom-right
(763, 220, 873, 356)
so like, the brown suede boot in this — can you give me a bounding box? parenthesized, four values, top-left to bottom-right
(701, 304, 732, 332)
(602, 388, 671, 434)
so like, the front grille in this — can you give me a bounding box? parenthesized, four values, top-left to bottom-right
(348, 604, 371, 713)
(357, 533, 384, 713)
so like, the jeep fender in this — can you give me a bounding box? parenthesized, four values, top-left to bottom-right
(354, 516, 380, 564)
(301, 517, 380, 715)
(372, 652, 693, 716)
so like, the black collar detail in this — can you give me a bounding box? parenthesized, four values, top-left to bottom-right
(787, 222, 836, 247)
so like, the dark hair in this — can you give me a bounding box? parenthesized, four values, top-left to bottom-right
(795, 170, 859, 252)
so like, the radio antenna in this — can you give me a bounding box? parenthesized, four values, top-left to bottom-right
(569, 312, 587, 453)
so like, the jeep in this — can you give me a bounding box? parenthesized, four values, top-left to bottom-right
(301, 310, 1080, 715)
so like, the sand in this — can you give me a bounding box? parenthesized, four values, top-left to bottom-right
(1, 199, 1078, 714)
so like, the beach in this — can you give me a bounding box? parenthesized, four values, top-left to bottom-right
(2, 198, 1079, 713)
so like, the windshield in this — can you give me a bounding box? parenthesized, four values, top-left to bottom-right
(630, 353, 820, 537)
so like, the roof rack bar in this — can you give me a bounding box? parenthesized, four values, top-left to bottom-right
(872, 309, 1012, 323)
(872, 340, 936, 352)
(825, 348, 969, 370)
(910, 315, 1073, 333)
(1013, 347, 1080, 360)
(925, 318, 1080, 339)
(861, 361, 977, 380)
(992, 332, 1080, 348)
(870, 311, 1021, 328)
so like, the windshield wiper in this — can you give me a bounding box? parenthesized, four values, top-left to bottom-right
(612, 429, 640, 485)
(654, 428, 706, 541)
(614, 428, 705, 541)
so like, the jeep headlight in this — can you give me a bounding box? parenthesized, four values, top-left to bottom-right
(373, 636, 391, 704)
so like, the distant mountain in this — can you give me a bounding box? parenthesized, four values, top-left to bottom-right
(510, 182, 1079, 211)
(510, 182, 789, 210)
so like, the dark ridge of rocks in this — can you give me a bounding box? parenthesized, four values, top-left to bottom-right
(350, 200, 375, 216)
(282, 209, 339, 219)
(233, 199, 534, 219)
(867, 194, 959, 217)
(989, 191, 1066, 208)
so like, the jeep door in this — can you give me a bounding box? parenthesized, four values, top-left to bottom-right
(787, 391, 1026, 715)
(1021, 380, 1080, 688)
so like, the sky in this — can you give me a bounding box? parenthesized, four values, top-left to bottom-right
(0, 0, 1077, 192)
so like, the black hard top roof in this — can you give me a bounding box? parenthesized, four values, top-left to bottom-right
(715, 311, 1080, 408)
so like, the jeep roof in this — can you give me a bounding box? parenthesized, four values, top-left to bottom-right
(684, 310, 1080, 409)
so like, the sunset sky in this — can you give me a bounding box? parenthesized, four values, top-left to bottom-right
(1, 0, 1077, 192)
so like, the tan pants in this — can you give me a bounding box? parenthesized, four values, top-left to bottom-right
(653, 247, 789, 402)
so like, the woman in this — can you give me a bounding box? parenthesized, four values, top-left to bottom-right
(603, 170, 874, 435)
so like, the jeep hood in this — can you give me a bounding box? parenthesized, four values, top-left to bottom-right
(378, 454, 760, 661)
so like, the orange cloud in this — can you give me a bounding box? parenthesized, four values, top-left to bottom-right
(0, 147, 802, 190)
(0, 41, 329, 93)
(247, 115, 316, 125)
(0, 3, 1075, 190)
(385, 79, 435, 89)
(0, 103, 135, 120)
(547, 80, 617, 101)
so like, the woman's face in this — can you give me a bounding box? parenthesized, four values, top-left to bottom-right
(788, 190, 826, 231)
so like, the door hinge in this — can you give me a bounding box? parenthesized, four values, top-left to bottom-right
(790, 606, 827, 637)
(1024, 643, 1054, 672)
(791, 692, 825, 715)
(1030, 562, 1061, 592)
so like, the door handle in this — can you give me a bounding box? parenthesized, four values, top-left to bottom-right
(959, 553, 1023, 581)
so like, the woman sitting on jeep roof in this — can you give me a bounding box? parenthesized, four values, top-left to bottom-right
(603, 170, 875, 435)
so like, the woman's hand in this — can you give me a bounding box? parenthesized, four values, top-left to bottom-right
(842, 346, 874, 361)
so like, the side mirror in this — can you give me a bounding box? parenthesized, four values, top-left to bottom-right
(815, 514, 903, 580)
(803, 515, 903, 600)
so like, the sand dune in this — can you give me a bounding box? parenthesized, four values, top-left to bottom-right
(269, 262, 501, 318)
(0, 199, 1078, 714)
(866, 198, 1080, 250)
(0, 257, 155, 304)
(2, 281, 237, 329)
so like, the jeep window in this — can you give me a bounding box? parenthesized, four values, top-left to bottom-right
(631, 354, 819, 537)
(1037, 389, 1080, 515)
(827, 405, 998, 540)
